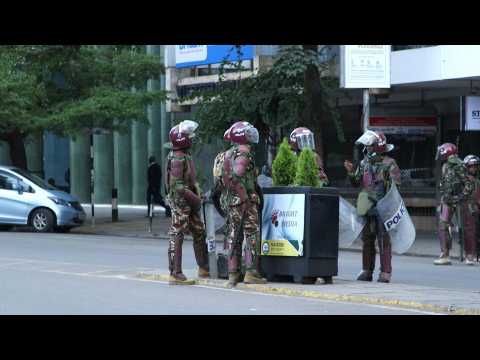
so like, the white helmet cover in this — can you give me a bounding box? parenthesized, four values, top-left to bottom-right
(355, 130, 394, 152)
(464, 154, 480, 166)
(179, 120, 199, 139)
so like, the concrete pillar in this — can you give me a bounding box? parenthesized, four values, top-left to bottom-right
(160, 45, 171, 196)
(147, 45, 163, 164)
(114, 126, 132, 205)
(131, 87, 149, 205)
(70, 133, 91, 203)
(0, 141, 12, 166)
(25, 134, 44, 178)
(132, 120, 148, 205)
(93, 133, 114, 204)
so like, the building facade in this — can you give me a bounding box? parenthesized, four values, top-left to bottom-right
(2, 45, 479, 228)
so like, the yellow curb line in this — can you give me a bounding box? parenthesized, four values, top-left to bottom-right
(136, 273, 480, 315)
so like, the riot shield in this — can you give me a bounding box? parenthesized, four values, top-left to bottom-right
(339, 196, 366, 248)
(376, 183, 416, 254)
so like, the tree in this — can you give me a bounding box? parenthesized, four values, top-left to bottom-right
(294, 148, 321, 187)
(187, 45, 344, 165)
(0, 46, 47, 167)
(272, 138, 297, 186)
(0, 45, 167, 169)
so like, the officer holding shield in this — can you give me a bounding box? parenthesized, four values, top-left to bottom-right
(344, 130, 401, 283)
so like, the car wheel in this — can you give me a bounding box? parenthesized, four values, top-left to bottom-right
(31, 209, 55, 233)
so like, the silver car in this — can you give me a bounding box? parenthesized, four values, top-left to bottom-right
(0, 166, 86, 232)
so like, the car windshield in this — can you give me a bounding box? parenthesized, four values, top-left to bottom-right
(10, 168, 56, 190)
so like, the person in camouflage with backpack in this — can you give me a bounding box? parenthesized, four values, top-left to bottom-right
(462, 155, 480, 265)
(344, 130, 401, 283)
(165, 120, 209, 285)
(222, 121, 267, 288)
(212, 126, 234, 250)
(434, 143, 475, 265)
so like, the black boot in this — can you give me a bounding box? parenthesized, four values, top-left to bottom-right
(356, 270, 373, 282)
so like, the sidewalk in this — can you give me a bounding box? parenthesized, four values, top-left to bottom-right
(137, 270, 480, 315)
(72, 211, 455, 259)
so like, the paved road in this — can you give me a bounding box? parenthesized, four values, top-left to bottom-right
(0, 232, 477, 314)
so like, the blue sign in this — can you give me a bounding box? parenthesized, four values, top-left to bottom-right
(175, 45, 254, 68)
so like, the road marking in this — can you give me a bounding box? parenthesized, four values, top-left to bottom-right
(0, 260, 34, 268)
(0, 261, 452, 314)
(191, 283, 444, 315)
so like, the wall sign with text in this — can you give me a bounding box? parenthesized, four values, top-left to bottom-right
(340, 45, 391, 89)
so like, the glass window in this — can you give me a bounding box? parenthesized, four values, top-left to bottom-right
(0, 171, 21, 191)
(9, 168, 54, 190)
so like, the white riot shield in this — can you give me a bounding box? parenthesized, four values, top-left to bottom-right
(376, 183, 416, 254)
(339, 196, 366, 248)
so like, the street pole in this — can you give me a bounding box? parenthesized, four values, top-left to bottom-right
(90, 133, 95, 227)
(363, 89, 370, 132)
(148, 194, 154, 233)
(354, 89, 371, 164)
(112, 188, 119, 222)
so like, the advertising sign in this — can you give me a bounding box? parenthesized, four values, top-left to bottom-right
(340, 45, 391, 88)
(369, 116, 437, 135)
(175, 45, 254, 68)
(465, 96, 480, 131)
(261, 194, 305, 257)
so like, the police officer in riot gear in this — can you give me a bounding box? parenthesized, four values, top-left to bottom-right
(344, 130, 401, 283)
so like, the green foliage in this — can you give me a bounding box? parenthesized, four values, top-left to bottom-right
(294, 148, 320, 187)
(187, 45, 343, 145)
(272, 138, 297, 186)
(0, 45, 168, 141)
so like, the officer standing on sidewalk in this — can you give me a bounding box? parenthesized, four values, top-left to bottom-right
(165, 120, 209, 285)
(222, 121, 267, 288)
(434, 143, 474, 265)
(344, 130, 401, 283)
(462, 155, 480, 265)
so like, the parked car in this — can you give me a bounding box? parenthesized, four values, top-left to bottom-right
(0, 166, 86, 232)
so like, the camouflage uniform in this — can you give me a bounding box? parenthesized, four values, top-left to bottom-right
(462, 173, 480, 258)
(437, 156, 474, 257)
(348, 154, 401, 278)
(223, 145, 261, 275)
(212, 151, 230, 249)
(166, 149, 209, 277)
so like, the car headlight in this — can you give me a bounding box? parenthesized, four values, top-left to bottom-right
(49, 197, 71, 207)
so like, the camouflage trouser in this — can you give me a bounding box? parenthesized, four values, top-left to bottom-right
(227, 202, 260, 274)
(361, 215, 392, 274)
(168, 198, 208, 275)
(438, 202, 455, 255)
(462, 203, 477, 257)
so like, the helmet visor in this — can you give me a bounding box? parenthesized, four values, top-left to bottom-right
(355, 130, 378, 147)
(297, 132, 315, 150)
(245, 126, 259, 144)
